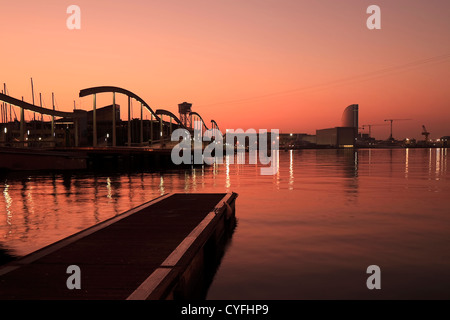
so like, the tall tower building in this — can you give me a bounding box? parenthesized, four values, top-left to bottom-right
(178, 102, 192, 128)
(341, 104, 359, 128)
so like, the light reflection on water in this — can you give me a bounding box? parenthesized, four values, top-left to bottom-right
(0, 148, 449, 299)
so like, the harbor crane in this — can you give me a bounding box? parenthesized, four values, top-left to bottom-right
(361, 124, 387, 138)
(422, 125, 430, 141)
(384, 119, 412, 141)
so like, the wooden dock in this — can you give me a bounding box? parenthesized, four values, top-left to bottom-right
(0, 192, 238, 300)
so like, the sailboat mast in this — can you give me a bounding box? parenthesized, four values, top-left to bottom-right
(31, 77, 35, 121)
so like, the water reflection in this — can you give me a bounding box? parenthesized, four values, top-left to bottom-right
(435, 148, 447, 179)
(405, 148, 409, 178)
(429, 148, 433, 176)
(275, 150, 280, 189)
(1, 149, 450, 300)
(159, 175, 165, 194)
(23, 179, 33, 236)
(441, 148, 445, 171)
(289, 150, 294, 190)
(3, 182, 12, 226)
(0, 244, 17, 264)
(313, 149, 359, 202)
(436, 148, 441, 177)
(389, 148, 394, 176)
(93, 175, 100, 223)
(106, 177, 112, 199)
(416, 148, 449, 180)
(343, 150, 359, 202)
(63, 174, 72, 194)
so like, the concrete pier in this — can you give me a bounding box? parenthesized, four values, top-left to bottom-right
(0, 192, 238, 299)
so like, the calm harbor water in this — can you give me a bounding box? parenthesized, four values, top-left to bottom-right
(1, 148, 449, 299)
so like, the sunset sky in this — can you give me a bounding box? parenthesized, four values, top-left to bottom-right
(1, 0, 449, 140)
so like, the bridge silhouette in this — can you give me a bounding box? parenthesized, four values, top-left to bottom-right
(0, 85, 221, 150)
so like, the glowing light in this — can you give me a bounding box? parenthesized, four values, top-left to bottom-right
(405, 148, 409, 178)
(106, 177, 112, 199)
(289, 149, 294, 190)
(159, 175, 165, 194)
(225, 155, 231, 190)
(3, 183, 13, 226)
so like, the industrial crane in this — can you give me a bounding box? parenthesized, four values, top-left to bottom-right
(384, 119, 412, 141)
(422, 125, 430, 141)
(361, 124, 387, 138)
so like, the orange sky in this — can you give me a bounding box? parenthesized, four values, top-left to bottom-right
(1, 0, 449, 140)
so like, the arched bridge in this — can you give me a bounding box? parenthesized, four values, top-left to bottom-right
(79, 86, 160, 121)
(1, 84, 221, 149)
(0, 91, 84, 146)
(79, 86, 163, 147)
(211, 120, 220, 133)
(155, 109, 187, 130)
(0, 92, 81, 118)
(189, 111, 209, 131)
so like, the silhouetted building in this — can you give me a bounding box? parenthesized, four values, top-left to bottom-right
(316, 127, 356, 147)
(316, 104, 359, 148)
(87, 104, 120, 123)
(279, 133, 317, 148)
(341, 104, 359, 128)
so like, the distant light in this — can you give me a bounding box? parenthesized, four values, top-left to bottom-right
(3, 127, 6, 134)
(27, 130, 30, 135)
(290, 133, 293, 136)
(106, 133, 109, 138)
(38, 137, 42, 141)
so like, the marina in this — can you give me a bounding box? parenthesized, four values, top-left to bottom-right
(1, 148, 449, 299)
(1, 0, 450, 304)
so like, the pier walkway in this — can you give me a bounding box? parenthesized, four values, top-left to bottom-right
(0, 193, 237, 299)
